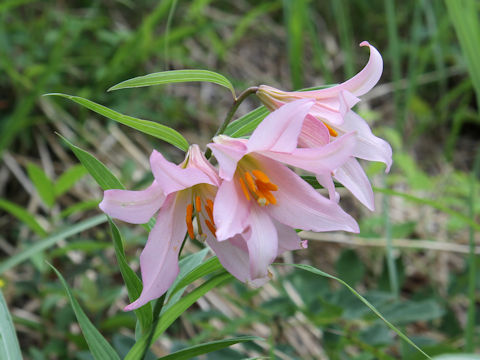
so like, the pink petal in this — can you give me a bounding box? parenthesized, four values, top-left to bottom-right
(208, 136, 248, 181)
(213, 179, 250, 241)
(257, 156, 359, 233)
(185, 145, 220, 186)
(341, 111, 392, 171)
(298, 115, 330, 148)
(150, 150, 214, 195)
(99, 181, 165, 224)
(247, 99, 314, 153)
(334, 158, 375, 210)
(244, 205, 278, 279)
(124, 192, 187, 311)
(315, 173, 337, 202)
(274, 220, 306, 254)
(259, 132, 356, 175)
(335, 41, 383, 97)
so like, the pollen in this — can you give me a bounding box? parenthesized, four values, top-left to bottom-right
(195, 195, 202, 212)
(323, 122, 338, 137)
(240, 169, 278, 206)
(186, 203, 194, 239)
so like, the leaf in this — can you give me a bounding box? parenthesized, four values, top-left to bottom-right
(47, 94, 189, 151)
(58, 135, 125, 191)
(168, 256, 223, 300)
(26, 162, 56, 207)
(0, 198, 47, 236)
(48, 263, 120, 360)
(0, 214, 107, 275)
(224, 106, 269, 137)
(433, 355, 480, 360)
(55, 164, 87, 196)
(108, 69, 236, 98)
(279, 263, 431, 359)
(157, 336, 261, 360)
(108, 219, 152, 334)
(164, 248, 210, 311)
(125, 272, 232, 360)
(0, 290, 22, 360)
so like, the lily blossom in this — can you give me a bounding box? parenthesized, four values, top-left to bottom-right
(256, 41, 392, 210)
(208, 99, 359, 282)
(100, 145, 219, 311)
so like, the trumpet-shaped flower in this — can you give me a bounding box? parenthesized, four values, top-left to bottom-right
(208, 99, 359, 281)
(256, 41, 392, 210)
(100, 145, 220, 310)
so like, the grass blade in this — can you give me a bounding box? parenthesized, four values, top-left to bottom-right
(108, 219, 152, 334)
(0, 290, 22, 360)
(47, 94, 189, 151)
(0, 198, 47, 237)
(157, 336, 261, 360)
(108, 70, 236, 98)
(125, 272, 232, 360)
(279, 263, 431, 359)
(0, 214, 107, 275)
(48, 263, 120, 360)
(55, 164, 87, 197)
(26, 162, 55, 208)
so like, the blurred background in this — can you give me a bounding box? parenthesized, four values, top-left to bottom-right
(1, 0, 480, 359)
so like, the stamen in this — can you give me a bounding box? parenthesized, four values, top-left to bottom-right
(239, 178, 250, 201)
(262, 190, 277, 205)
(244, 172, 257, 194)
(323, 122, 338, 137)
(195, 195, 202, 212)
(185, 203, 194, 239)
(205, 199, 215, 224)
(205, 219, 216, 236)
(257, 197, 268, 206)
(252, 169, 270, 183)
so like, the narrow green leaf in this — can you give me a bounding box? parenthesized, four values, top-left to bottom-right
(47, 94, 189, 151)
(108, 70, 236, 98)
(0, 214, 107, 275)
(168, 256, 223, 300)
(125, 272, 232, 360)
(55, 164, 87, 196)
(280, 263, 431, 359)
(0, 198, 47, 236)
(224, 106, 269, 137)
(0, 290, 22, 360)
(58, 135, 125, 191)
(26, 162, 56, 207)
(48, 263, 120, 360)
(164, 248, 210, 310)
(157, 336, 261, 360)
(373, 187, 480, 232)
(108, 219, 152, 334)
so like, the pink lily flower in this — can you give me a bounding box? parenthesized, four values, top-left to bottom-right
(256, 41, 392, 210)
(100, 145, 220, 310)
(207, 99, 359, 282)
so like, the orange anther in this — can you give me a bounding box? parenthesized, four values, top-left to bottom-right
(239, 178, 250, 201)
(262, 190, 277, 205)
(186, 203, 195, 239)
(195, 195, 202, 212)
(323, 122, 338, 137)
(205, 219, 216, 236)
(257, 181, 278, 193)
(252, 169, 270, 183)
(205, 199, 214, 224)
(244, 172, 257, 194)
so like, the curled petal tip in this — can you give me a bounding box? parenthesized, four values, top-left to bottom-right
(359, 40, 370, 47)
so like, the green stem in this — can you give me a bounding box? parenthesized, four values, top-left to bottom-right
(140, 293, 167, 360)
(383, 175, 399, 299)
(205, 86, 259, 159)
(466, 147, 480, 351)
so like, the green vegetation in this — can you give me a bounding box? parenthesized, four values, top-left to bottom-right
(1, 0, 480, 358)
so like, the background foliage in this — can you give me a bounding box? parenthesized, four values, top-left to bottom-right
(1, 0, 480, 359)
